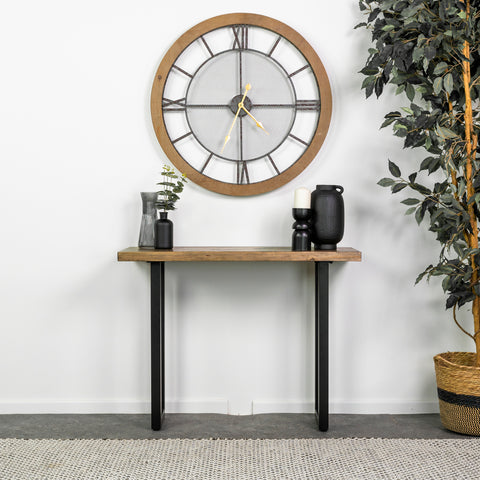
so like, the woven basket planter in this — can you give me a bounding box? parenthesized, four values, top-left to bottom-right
(434, 352, 480, 436)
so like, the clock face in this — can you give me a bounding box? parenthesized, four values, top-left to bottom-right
(151, 13, 332, 196)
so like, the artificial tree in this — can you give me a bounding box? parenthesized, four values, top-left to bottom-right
(357, 0, 480, 366)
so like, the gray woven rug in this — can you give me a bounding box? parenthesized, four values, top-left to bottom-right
(1, 438, 479, 479)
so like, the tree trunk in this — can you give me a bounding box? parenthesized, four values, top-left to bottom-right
(461, 0, 480, 365)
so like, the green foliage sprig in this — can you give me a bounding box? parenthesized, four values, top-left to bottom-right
(357, 0, 480, 358)
(156, 164, 188, 211)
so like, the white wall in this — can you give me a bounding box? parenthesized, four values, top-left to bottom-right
(0, 0, 473, 416)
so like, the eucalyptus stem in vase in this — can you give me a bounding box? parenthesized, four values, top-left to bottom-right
(156, 164, 188, 212)
(154, 164, 187, 249)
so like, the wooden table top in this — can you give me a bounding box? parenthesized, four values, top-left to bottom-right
(117, 247, 362, 263)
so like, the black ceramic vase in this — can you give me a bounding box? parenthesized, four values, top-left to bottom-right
(154, 212, 173, 249)
(311, 185, 344, 250)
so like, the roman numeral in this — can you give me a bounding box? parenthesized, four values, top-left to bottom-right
(296, 99, 321, 111)
(288, 64, 310, 78)
(171, 64, 193, 78)
(200, 35, 214, 57)
(172, 131, 192, 144)
(232, 25, 248, 50)
(268, 36, 281, 57)
(237, 161, 250, 184)
(162, 98, 186, 112)
(289, 133, 309, 146)
(200, 153, 213, 173)
(267, 155, 280, 175)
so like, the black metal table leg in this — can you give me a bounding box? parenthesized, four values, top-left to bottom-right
(150, 261, 165, 430)
(315, 261, 329, 431)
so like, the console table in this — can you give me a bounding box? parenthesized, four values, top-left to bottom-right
(117, 246, 361, 431)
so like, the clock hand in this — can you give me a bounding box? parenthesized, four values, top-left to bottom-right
(221, 83, 251, 153)
(241, 106, 269, 134)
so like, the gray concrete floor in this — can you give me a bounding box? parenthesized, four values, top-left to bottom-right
(0, 414, 470, 439)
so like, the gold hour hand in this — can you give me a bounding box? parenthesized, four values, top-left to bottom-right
(241, 106, 269, 134)
(221, 83, 252, 153)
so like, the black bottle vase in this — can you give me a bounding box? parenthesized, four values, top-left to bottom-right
(154, 211, 173, 249)
(311, 185, 344, 250)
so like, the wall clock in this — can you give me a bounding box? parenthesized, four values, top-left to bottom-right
(151, 13, 332, 196)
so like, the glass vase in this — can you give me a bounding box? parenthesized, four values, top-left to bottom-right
(138, 192, 157, 248)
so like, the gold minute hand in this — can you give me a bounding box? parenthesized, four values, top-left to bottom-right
(241, 106, 269, 134)
(221, 83, 251, 153)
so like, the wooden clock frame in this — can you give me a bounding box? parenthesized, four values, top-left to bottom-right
(151, 12, 332, 196)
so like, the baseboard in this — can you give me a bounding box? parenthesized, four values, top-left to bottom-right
(0, 399, 438, 415)
(330, 400, 440, 415)
(0, 401, 151, 415)
(0, 399, 229, 415)
(252, 400, 313, 414)
(252, 400, 440, 415)
(166, 399, 229, 414)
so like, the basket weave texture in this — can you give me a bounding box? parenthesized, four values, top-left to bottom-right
(434, 352, 480, 436)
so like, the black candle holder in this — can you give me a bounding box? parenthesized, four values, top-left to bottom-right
(292, 208, 312, 251)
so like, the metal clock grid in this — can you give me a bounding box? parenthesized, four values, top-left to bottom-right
(163, 37, 321, 166)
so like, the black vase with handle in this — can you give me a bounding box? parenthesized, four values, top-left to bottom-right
(154, 211, 173, 249)
(311, 185, 344, 250)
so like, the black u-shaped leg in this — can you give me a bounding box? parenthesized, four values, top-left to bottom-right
(315, 261, 329, 431)
(150, 261, 165, 430)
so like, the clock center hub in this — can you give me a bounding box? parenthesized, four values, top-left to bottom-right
(229, 94, 253, 117)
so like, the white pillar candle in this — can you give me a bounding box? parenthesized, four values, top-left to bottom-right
(294, 187, 311, 209)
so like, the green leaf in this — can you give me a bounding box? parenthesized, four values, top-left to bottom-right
(378, 177, 395, 187)
(354, 22, 367, 29)
(360, 67, 378, 75)
(433, 76, 443, 95)
(406, 83, 415, 101)
(443, 73, 453, 94)
(415, 206, 425, 224)
(425, 135, 432, 150)
(392, 183, 408, 193)
(453, 242, 465, 258)
(412, 47, 423, 63)
(436, 126, 458, 139)
(405, 207, 417, 215)
(401, 198, 420, 205)
(423, 57, 429, 72)
(424, 45, 436, 61)
(442, 275, 451, 292)
(361, 76, 376, 89)
(420, 156, 434, 171)
(388, 160, 401, 177)
(381, 117, 397, 128)
(402, 107, 414, 115)
(411, 183, 431, 195)
(433, 62, 448, 75)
